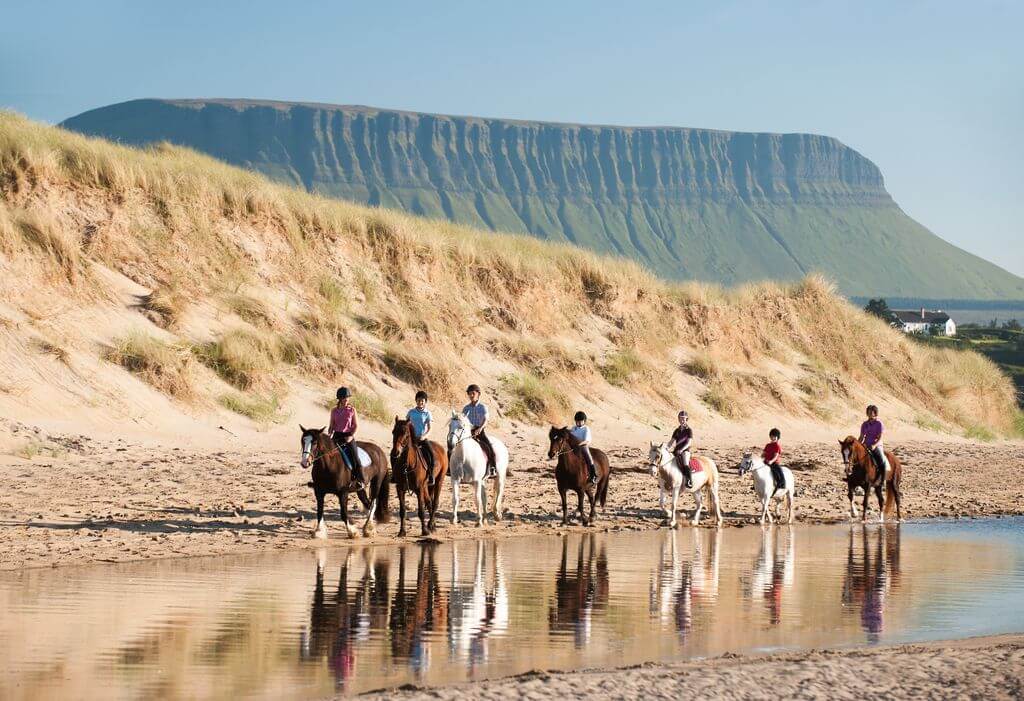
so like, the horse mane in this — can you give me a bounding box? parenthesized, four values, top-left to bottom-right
(557, 427, 582, 448)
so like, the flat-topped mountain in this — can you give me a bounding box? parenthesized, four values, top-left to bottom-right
(61, 98, 1024, 299)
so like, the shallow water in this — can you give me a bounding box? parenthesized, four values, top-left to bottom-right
(2, 518, 1023, 700)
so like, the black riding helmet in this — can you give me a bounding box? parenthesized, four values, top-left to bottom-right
(336, 387, 351, 400)
(466, 384, 481, 394)
(574, 411, 587, 422)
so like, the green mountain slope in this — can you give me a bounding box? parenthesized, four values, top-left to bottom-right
(60, 98, 1024, 299)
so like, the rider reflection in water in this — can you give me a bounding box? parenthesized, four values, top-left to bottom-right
(549, 535, 609, 648)
(842, 525, 902, 643)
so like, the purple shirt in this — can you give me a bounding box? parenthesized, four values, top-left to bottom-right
(860, 419, 883, 448)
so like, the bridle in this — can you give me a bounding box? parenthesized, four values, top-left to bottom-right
(647, 448, 673, 473)
(447, 418, 474, 450)
(301, 433, 340, 468)
(548, 434, 575, 459)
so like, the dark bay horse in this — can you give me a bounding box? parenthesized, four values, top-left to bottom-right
(839, 436, 903, 522)
(547, 426, 611, 526)
(300, 426, 390, 539)
(391, 418, 449, 537)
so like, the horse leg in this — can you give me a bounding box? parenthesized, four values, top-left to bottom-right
(787, 490, 795, 524)
(875, 484, 885, 524)
(559, 487, 569, 526)
(691, 489, 703, 526)
(861, 488, 870, 524)
(340, 492, 358, 539)
(669, 485, 680, 528)
(587, 485, 597, 526)
(475, 481, 486, 528)
(712, 483, 723, 526)
(760, 493, 770, 525)
(451, 476, 461, 525)
(416, 487, 429, 536)
(362, 479, 377, 537)
(659, 483, 666, 513)
(493, 474, 504, 522)
(893, 482, 903, 522)
(397, 487, 408, 537)
(577, 490, 588, 527)
(313, 491, 328, 539)
(848, 485, 858, 520)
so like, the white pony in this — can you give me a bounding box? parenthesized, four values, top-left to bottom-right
(447, 412, 509, 526)
(738, 453, 796, 524)
(647, 442, 723, 527)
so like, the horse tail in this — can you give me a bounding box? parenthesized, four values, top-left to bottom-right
(598, 468, 609, 507)
(884, 478, 896, 518)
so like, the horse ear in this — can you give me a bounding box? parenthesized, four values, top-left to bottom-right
(318, 426, 326, 433)
(299, 424, 306, 432)
(394, 415, 400, 424)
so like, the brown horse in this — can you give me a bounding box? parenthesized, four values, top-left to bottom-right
(839, 436, 903, 522)
(391, 418, 449, 537)
(547, 427, 611, 526)
(300, 426, 390, 539)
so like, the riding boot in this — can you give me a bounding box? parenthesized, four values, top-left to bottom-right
(683, 466, 693, 489)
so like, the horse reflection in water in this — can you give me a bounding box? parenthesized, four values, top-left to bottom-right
(447, 539, 509, 671)
(301, 549, 390, 691)
(549, 535, 610, 647)
(649, 529, 721, 640)
(389, 544, 448, 675)
(842, 525, 902, 643)
(745, 527, 795, 626)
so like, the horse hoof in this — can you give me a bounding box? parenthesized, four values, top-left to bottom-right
(312, 529, 327, 540)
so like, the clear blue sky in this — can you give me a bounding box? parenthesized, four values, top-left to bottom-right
(3, 1, 1021, 276)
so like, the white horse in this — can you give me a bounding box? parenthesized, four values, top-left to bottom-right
(647, 442, 723, 527)
(738, 453, 796, 524)
(447, 412, 509, 526)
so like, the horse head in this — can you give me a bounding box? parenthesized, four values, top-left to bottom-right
(737, 451, 754, 477)
(647, 442, 668, 476)
(447, 411, 470, 452)
(299, 424, 326, 468)
(838, 436, 859, 476)
(547, 426, 571, 459)
(391, 417, 413, 460)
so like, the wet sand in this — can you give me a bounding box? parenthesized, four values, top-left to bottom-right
(363, 634, 1024, 700)
(2, 419, 1022, 571)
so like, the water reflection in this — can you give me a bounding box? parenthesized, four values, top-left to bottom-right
(1, 520, 1021, 700)
(842, 525, 902, 643)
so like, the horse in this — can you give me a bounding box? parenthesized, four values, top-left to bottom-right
(391, 417, 449, 537)
(547, 427, 611, 526)
(738, 453, 796, 524)
(447, 412, 509, 527)
(299, 426, 390, 539)
(838, 436, 903, 522)
(646, 442, 723, 527)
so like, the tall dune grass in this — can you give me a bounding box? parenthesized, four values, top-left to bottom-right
(1, 111, 1019, 434)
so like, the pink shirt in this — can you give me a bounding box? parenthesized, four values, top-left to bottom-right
(330, 405, 357, 434)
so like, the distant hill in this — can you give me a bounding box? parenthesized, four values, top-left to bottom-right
(61, 98, 1024, 300)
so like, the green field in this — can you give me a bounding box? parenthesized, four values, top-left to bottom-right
(915, 328, 1024, 405)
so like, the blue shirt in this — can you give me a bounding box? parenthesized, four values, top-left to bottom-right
(462, 401, 489, 428)
(406, 407, 432, 438)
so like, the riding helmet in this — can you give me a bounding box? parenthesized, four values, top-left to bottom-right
(415, 390, 428, 401)
(678, 409, 689, 419)
(466, 384, 481, 394)
(574, 411, 587, 422)
(336, 387, 351, 400)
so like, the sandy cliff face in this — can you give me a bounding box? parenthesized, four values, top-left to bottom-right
(61, 99, 1024, 299)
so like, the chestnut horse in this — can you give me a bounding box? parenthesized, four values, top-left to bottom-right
(547, 427, 611, 526)
(839, 436, 903, 522)
(391, 417, 449, 537)
(299, 426, 390, 539)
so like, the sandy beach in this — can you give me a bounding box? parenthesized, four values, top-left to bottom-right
(362, 634, 1024, 700)
(2, 417, 1022, 571)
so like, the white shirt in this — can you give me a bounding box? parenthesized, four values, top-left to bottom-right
(570, 425, 592, 444)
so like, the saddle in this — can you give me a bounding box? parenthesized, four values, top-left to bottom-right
(473, 430, 497, 471)
(687, 456, 704, 474)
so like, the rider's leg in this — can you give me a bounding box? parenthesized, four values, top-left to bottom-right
(770, 463, 784, 495)
(477, 430, 496, 477)
(421, 440, 435, 485)
(678, 449, 692, 488)
(872, 444, 889, 484)
(581, 446, 597, 484)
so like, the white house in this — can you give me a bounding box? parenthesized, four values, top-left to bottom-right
(893, 308, 956, 336)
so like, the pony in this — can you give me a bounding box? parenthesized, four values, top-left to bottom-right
(446, 412, 509, 527)
(448, 539, 509, 666)
(738, 452, 796, 524)
(838, 436, 903, 522)
(547, 426, 611, 526)
(646, 442, 723, 527)
(391, 417, 449, 537)
(299, 426, 390, 539)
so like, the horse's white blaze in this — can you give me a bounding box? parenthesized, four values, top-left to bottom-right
(738, 454, 796, 525)
(448, 412, 508, 527)
(647, 443, 722, 528)
(301, 435, 313, 468)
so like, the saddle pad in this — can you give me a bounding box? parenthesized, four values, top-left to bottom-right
(689, 456, 704, 473)
(355, 446, 371, 468)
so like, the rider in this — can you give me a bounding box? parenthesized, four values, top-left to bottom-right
(329, 387, 364, 489)
(762, 428, 785, 495)
(406, 390, 435, 485)
(570, 411, 598, 485)
(463, 384, 497, 478)
(858, 404, 889, 485)
(666, 410, 694, 488)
